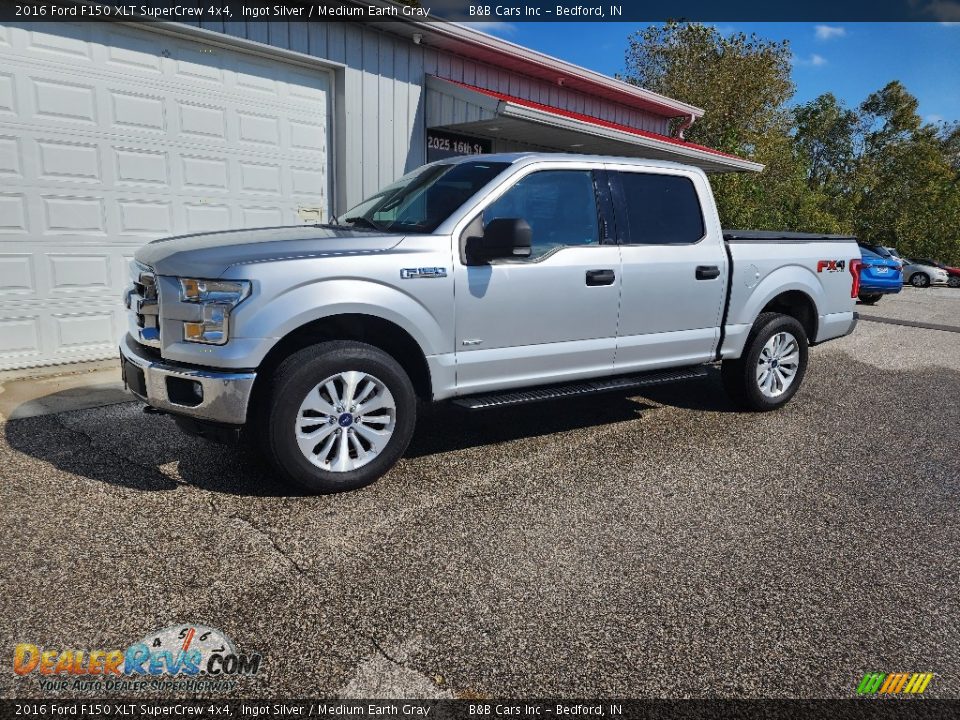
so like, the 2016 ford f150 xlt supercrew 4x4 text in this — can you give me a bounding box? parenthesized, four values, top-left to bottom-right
(120, 153, 861, 493)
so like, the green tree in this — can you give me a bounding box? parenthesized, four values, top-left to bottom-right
(794, 93, 858, 192)
(621, 23, 834, 232)
(621, 25, 960, 263)
(852, 83, 960, 263)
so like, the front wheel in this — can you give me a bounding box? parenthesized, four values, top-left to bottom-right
(910, 273, 930, 288)
(948, 276, 960, 289)
(721, 312, 809, 411)
(858, 292, 883, 305)
(261, 341, 417, 493)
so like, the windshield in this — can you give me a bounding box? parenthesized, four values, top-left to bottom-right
(337, 160, 510, 233)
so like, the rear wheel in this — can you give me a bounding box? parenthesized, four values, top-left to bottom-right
(910, 273, 930, 288)
(261, 341, 416, 493)
(858, 292, 883, 305)
(721, 312, 808, 411)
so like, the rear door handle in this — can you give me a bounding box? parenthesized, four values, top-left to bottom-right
(586, 269, 616, 286)
(696, 265, 721, 280)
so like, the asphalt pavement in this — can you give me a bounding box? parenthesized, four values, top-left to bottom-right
(1, 287, 958, 699)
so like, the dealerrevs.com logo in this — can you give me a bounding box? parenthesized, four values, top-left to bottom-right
(13, 624, 261, 693)
(856, 672, 934, 695)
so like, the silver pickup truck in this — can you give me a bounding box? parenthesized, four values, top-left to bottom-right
(120, 153, 860, 493)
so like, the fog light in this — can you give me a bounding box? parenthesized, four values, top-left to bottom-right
(166, 377, 204, 407)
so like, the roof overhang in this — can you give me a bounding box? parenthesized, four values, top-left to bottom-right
(427, 77, 764, 174)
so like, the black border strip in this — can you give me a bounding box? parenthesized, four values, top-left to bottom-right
(857, 314, 960, 334)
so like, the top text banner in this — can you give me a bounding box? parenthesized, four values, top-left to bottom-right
(2, 0, 957, 22)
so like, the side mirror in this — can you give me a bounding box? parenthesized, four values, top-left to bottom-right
(466, 218, 532, 264)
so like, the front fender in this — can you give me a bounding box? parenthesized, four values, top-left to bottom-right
(235, 277, 452, 363)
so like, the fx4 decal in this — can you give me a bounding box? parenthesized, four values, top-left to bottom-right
(817, 259, 847, 273)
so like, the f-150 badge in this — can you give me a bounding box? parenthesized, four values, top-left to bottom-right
(400, 267, 447, 279)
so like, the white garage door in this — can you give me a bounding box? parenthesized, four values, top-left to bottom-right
(0, 22, 331, 369)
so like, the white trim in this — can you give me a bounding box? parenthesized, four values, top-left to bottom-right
(139, 20, 347, 71)
(358, 0, 703, 120)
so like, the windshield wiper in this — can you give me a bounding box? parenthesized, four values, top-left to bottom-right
(342, 216, 385, 231)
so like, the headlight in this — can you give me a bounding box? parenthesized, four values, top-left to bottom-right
(178, 278, 250, 345)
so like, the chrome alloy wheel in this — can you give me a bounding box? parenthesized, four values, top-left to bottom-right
(294, 371, 396, 472)
(756, 331, 800, 398)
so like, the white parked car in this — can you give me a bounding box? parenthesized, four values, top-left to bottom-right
(902, 259, 950, 288)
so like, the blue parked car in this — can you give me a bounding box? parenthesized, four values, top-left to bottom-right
(857, 246, 903, 305)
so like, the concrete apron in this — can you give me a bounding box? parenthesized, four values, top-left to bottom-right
(0, 359, 131, 421)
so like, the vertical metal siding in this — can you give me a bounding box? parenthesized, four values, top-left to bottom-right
(220, 22, 672, 210)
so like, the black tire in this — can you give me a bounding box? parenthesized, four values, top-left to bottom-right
(261, 341, 416, 493)
(910, 273, 930, 288)
(858, 292, 882, 305)
(721, 312, 809, 412)
(948, 276, 960, 289)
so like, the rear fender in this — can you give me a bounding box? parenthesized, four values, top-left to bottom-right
(722, 265, 825, 358)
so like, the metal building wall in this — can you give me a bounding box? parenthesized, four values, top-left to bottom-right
(196, 21, 671, 211)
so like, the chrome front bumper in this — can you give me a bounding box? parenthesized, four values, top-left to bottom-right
(119, 334, 256, 425)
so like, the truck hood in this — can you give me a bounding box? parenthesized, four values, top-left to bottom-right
(135, 225, 404, 278)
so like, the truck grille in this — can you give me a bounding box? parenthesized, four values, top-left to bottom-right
(125, 262, 160, 348)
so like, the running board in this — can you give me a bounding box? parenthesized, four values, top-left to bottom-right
(451, 366, 710, 410)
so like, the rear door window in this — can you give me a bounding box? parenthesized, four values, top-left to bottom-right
(614, 172, 705, 245)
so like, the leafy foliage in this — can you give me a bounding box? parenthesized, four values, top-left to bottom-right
(622, 24, 960, 264)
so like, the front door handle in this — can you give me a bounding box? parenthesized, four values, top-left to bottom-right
(586, 269, 616, 286)
(696, 265, 721, 280)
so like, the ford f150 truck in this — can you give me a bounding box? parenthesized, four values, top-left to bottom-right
(120, 153, 860, 493)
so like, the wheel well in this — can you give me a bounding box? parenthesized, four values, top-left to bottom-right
(250, 314, 432, 407)
(760, 291, 818, 342)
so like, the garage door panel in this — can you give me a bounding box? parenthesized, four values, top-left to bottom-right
(0, 253, 34, 296)
(116, 199, 174, 237)
(47, 253, 113, 295)
(238, 111, 281, 146)
(42, 195, 107, 236)
(242, 206, 285, 227)
(179, 101, 227, 139)
(53, 310, 117, 349)
(0, 192, 28, 233)
(106, 31, 165, 75)
(36, 140, 103, 183)
(0, 314, 41, 358)
(0, 136, 20, 176)
(173, 45, 228, 85)
(0, 72, 18, 116)
(114, 147, 170, 187)
(184, 202, 232, 233)
(111, 90, 167, 133)
(239, 162, 283, 194)
(181, 154, 230, 191)
(0, 22, 331, 369)
(32, 78, 98, 125)
(25, 24, 94, 62)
